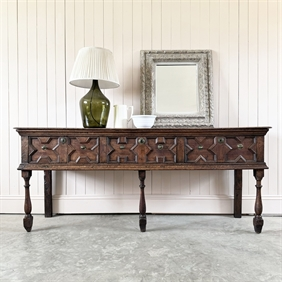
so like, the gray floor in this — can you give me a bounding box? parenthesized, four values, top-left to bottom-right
(0, 214, 281, 282)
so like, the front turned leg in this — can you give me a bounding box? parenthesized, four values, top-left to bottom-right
(22, 170, 33, 232)
(138, 170, 147, 232)
(44, 170, 53, 217)
(234, 169, 242, 218)
(253, 169, 264, 234)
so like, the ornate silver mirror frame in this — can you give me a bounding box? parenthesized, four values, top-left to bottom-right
(140, 50, 214, 127)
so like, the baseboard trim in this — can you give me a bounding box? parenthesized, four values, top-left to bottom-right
(1, 195, 281, 215)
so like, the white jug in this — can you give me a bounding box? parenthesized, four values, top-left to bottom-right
(113, 105, 134, 128)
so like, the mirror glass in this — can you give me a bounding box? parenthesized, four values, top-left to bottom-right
(156, 64, 198, 114)
(140, 50, 213, 127)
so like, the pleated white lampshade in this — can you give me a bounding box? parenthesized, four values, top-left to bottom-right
(69, 47, 120, 89)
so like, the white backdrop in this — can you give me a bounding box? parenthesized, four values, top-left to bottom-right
(1, 0, 281, 214)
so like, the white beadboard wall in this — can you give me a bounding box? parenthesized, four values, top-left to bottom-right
(0, 0, 281, 215)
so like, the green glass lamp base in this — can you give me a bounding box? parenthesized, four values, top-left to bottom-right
(80, 80, 110, 128)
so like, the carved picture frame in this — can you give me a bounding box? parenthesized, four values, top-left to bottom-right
(140, 50, 214, 127)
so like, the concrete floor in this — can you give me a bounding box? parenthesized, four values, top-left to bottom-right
(0, 214, 281, 282)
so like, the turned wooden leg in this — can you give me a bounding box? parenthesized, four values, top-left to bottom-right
(22, 170, 33, 232)
(234, 169, 242, 218)
(44, 170, 53, 217)
(138, 170, 147, 232)
(253, 169, 264, 234)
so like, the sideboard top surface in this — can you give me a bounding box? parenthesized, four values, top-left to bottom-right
(15, 127, 271, 136)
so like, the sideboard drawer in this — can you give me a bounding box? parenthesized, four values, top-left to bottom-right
(29, 136, 100, 164)
(146, 137, 177, 163)
(67, 137, 99, 164)
(29, 137, 66, 164)
(185, 136, 258, 163)
(185, 137, 215, 163)
(106, 137, 138, 163)
(106, 136, 177, 164)
(224, 137, 257, 162)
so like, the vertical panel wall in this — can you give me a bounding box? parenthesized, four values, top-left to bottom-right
(0, 0, 281, 214)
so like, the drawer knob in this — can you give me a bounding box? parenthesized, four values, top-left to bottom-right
(237, 144, 244, 149)
(60, 137, 67, 144)
(41, 145, 47, 150)
(218, 137, 225, 143)
(80, 145, 86, 150)
(138, 138, 145, 144)
(157, 144, 163, 150)
(198, 145, 203, 150)
(120, 145, 125, 149)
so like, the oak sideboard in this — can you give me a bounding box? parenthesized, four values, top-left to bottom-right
(16, 127, 270, 233)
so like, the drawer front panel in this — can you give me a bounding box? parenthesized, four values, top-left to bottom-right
(185, 136, 257, 163)
(67, 137, 99, 164)
(146, 137, 177, 163)
(29, 137, 100, 164)
(185, 137, 216, 163)
(29, 137, 65, 164)
(224, 137, 257, 162)
(106, 137, 138, 163)
(106, 136, 177, 164)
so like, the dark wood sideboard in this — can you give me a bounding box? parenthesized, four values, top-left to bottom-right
(16, 127, 270, 233)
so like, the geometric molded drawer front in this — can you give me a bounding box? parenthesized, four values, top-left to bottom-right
(185, 136, 257, 163)
(209, 137, 257, 163)
(106, 136, 177, 164)
(225, 137, 257, 162)
(106, 137, 138, 163)
(29, 137, 62, 164)
(185, 137, 216, 163)
(67, 137, 99, 164)
(29, 136, 100, 164)
(146, 137, 177, 163)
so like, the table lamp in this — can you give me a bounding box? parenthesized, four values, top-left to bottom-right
(69, 47, 119, 128)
